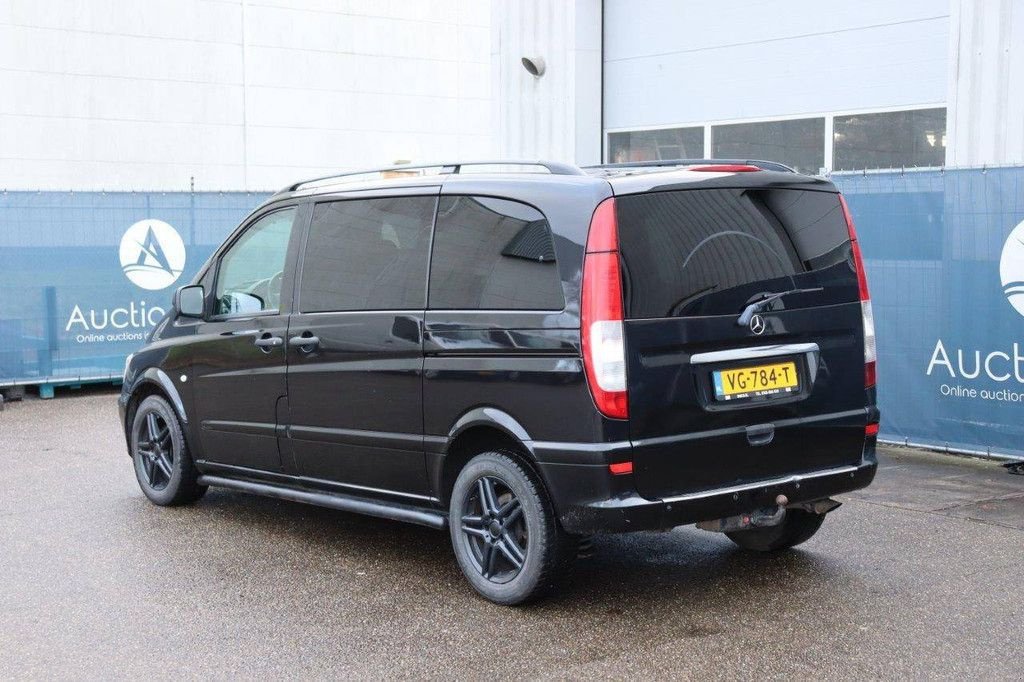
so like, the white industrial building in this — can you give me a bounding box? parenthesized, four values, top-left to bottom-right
(1, 0, 1021, 191)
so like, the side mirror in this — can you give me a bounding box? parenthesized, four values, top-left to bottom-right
(175, 285, 205, 318)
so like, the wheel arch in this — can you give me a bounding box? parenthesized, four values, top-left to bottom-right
(436, 407, 546, 507)
(123, 369, 188, 454)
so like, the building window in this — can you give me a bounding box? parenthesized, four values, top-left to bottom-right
(833, 108, 946, 171)
(608, 127, 704, 164)
(711, 118, 825, 175)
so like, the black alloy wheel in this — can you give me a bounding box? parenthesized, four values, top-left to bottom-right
(130, 394, 206, 506)
(449, 451, 573, 605)
(135, 410, 174, 491)
(459, 475, 528, 583)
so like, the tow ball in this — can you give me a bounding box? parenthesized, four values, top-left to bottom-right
(695, 495, 842, 533)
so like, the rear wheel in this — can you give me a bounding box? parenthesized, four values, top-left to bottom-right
(449, 450, 572, 605)
(725, 509, 825, 552)
(130, 395, 206, 506)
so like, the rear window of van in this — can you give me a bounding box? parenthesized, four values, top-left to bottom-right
(615, 188, 857, 319)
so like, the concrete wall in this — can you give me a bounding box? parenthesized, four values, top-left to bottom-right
(0, 0, 493, 191)
(491, 0, 601, 165)
(603, 0, 949, 129)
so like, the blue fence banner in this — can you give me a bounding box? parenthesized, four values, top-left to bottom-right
(3, 170, 1024, 459)
(0, 191, 270, 389)
(834, 167, 1024, 458)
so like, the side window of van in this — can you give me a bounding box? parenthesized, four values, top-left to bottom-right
(299, 196, 436, 312)
(214, 207, 296, 316)
(428, 196, 564, 310)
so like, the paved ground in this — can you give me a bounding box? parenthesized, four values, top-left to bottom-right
(1, 387, 1022, 679)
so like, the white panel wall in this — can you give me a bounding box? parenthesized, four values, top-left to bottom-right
(946, 0, 1024, 166)
(604, 0, 949, 130)
(0, 0, 493, 191)
(491, 0, 601, 165)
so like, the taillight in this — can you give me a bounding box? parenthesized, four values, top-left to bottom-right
(581, 198, 628, 419)
(839, 195, 876, 388)
(865, 423, 880, 437)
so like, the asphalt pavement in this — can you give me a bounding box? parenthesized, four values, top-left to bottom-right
(1, 387, 1022, 679)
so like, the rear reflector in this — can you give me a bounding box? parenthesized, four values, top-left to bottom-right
(581, 198, 629, 420)
(865, 423, 880, 437)
(840, 194, 876, 388)
(609, 461, 633, 475)
(689, 164, 761, 173)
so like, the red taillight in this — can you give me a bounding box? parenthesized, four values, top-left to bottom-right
(609, 461, 633, 475)
(585, 198, 619, 252)
(581, 198, 628, 420)
(689, 164, 761, 173)
(841, 196, 870, 301)
(865, 423, 880, 437)
(839, 194, 876, 388)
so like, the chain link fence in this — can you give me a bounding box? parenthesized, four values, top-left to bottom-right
(2, 168, 1023, 458)
(0, 191, 271, 393)
(833, 166, 1024, 458)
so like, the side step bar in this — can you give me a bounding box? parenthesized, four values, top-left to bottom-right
(197, 475, 447, 530)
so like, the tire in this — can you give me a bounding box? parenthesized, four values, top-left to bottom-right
(449, 450, 573, 605)
(725, 509, 825, 552)
(130, 395, 207, 506)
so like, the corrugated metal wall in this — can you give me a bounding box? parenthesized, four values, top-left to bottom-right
(603, 0, 949, 130)
(491, 0, 601, 164)
(946, 0, 1024, 166)
(0, 1, 493, 192)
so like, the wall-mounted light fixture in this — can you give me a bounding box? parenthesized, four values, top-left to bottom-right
(521, 56, 546, 77)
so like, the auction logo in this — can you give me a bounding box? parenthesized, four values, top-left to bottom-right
(119, 220, 185, 290)
(1000, 218, 1024, 318)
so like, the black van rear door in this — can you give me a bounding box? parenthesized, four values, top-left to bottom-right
(616, 187, 867, 500)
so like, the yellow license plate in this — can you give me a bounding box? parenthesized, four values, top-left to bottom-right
(712, 361, 799, 401)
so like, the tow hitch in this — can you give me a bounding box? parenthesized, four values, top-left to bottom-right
(695, 495, 842, 533)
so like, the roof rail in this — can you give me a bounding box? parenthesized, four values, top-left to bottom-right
(583, 158, 796, 173)
(283, 160, 585, 193)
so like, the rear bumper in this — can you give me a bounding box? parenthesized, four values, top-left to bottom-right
(538, 453, 877, 535)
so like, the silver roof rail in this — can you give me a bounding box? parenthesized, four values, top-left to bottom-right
(583, 158, 796, 173)
(283, 160, 585, 193)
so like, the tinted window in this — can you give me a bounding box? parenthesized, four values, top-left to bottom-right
(616, 189, 856, 319)
(712, 118, 825, 175)
(300, 197, 435, 312)
(429, 196, 564, 310)
(833, 108, 946, 171)
(215, 208, 295, 316)
(608, 127, 704, 163)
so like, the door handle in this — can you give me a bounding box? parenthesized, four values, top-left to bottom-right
(289, 334, 320, 352)
(254, 335, 283, 349)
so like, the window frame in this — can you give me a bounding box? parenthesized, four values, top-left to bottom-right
(294, 189, 440, 315)
(604, 104, 948, 173)
(426, 192, 566, 313)
(710, 117, 826, 176)
(207, 203, 303, 322)
(831, 107, 947, 172)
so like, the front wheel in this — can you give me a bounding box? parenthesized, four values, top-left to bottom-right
(130, 395, 207, 506)
(725, 509, 825, 552)
(449, 451, 571, 605)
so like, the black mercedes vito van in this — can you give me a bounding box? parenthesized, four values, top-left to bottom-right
(119, 159, 878, 604)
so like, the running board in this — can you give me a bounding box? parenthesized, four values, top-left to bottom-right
(197, 475, 447, 530)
